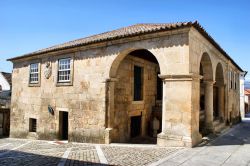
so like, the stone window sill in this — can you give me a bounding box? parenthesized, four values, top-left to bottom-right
(56, 81, 73, 87)
(132, 101, 144, 104)
(28, 83, 40, 87)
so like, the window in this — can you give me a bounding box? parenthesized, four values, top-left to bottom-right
(157, 73, 163, 100)
(58, 58, 71, 82)
(235, 73, 238, 90)
(0, 85, 2, 91)
(29, 63, 39, 83)
(230, 71, 233, 89)
(29, 118, 37, 132)
(134, 65, 143, 101)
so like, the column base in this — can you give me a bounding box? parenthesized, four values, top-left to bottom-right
(157, 132, 202, 147)
(204, 122, 214, 134)
(104, 128, 113, 144)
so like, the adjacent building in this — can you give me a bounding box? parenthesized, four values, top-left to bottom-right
(0, 72, 11, 137)
(240, 72, 248, 118)
(8, 21, 243, 147)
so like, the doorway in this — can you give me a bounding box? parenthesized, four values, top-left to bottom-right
(59, 111, 68, 140)
(130, 116, 141, 138)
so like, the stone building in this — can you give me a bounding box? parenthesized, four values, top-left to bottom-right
(8, 21, 243, 147)
(0, 72, 11, 137)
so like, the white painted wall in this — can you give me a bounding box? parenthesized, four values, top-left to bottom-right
(0, 72, 10, 91)
(240, 72, 247, 118)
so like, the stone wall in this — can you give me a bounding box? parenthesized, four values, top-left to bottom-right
(112, 55, 159, 142)
(10, 51, 110, 143)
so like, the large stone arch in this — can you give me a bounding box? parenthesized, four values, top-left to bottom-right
(109, 47, 163, 78)
(106, 48, 163, 143)
(213, 61, 226, 84)
(199, 52, 213, 81)
(199, 52, 214, 135)
(214, 62, 225, 122)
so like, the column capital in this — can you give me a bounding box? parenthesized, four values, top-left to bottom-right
(203, 80, 215, 85)
(158, 73, 201, 82)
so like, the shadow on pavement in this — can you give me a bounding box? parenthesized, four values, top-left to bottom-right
(0, 150, 111, 166)
(204, 120, 250, 147)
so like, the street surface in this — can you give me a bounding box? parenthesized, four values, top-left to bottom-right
(0, 115, 250, 166)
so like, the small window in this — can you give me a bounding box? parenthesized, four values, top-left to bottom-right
(134, 65, 143, 101)
(58, 58, 71, 82)
(29, 118, 37, 132)
(235, 73, 238, 90)
(29, 63, 39, 84)
(230, 71, 233, 89)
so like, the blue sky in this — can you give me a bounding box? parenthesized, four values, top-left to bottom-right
(1, 0, 250, 79)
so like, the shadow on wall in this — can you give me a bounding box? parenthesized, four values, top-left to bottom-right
(0, 150, 109, 166)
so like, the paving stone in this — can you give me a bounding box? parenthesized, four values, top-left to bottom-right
(101, 146, 180, 166)
(0, 138, 182, 166)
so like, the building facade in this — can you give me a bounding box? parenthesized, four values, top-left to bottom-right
(0, 72, 11, 137)
(240, 72, 247, 118)
(8, 22, 243, 147)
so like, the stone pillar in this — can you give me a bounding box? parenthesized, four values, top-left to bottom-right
(105, 78, 117, 144)
(157, 74, 202, 147)
(218, 86, 225, 121)
(161, 79, 166, 133)
(204, 81, 214, 132)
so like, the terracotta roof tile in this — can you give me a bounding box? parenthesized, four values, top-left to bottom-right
(7, 21, 243, 72)
(245, 89, 250, 95)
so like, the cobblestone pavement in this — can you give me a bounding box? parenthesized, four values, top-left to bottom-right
(102, 145, 180, 166)
(0, 138, 181, 166)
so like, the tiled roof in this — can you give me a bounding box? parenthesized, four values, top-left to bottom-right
(7, 21, 243, 72)
(245, 89, 250, 95)
(1, 72, 12, 86)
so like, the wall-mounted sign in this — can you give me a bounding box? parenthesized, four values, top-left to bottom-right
(48, 105, 54, 115)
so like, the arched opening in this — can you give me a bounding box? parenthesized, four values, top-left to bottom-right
(213, 63, 225, 132)
(111, 49, 162, 144)
(199, 53, 213, 136)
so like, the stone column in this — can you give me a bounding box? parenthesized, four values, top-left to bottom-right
(105, 78, 117, 144)
(204, 81, 214, 132)
(157, 74, 202, 147)
(161, 79, 166, 133)
(218, 86, 225, 121)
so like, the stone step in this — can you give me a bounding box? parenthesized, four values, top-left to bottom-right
(213, 120, 226, 133)
(213, 119, 221, 126)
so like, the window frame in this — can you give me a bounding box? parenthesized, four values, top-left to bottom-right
(229, 70, 233, 89)
(28, 62, 41, 87)
(56, 57, 74, 86)
(29, 118, 37, 132)
(133, 65, 144, 101)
